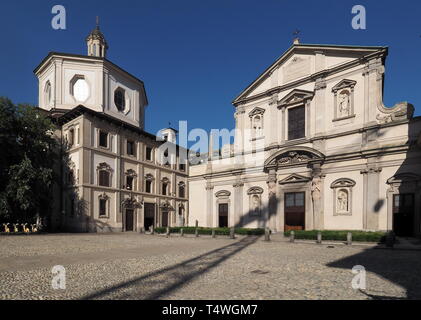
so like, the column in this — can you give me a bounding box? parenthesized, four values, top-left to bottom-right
(314, 78, 326, 137)
(267, 169, 277, 231)
(311, 162, 324, 230)
(205, 182, 214, 227)
(233, 180, 244, 227)
(361, 166, 382, 231)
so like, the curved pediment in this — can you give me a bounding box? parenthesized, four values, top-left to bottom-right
(215, 190, 231, 198)
(264, 146, 324, 171)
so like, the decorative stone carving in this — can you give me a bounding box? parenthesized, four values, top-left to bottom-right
(277, 152, 311, 165)
(311, 177, 322, 201)
(376, 102, 414, 124)
(125, 169, 137, 177)
(265, 147, 325, 172)
(97, 162, 112, 172)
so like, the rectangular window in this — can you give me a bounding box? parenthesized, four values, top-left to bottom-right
(98, 171, 110, 187)
(179, 163, 186, 172)
(127, 140, 135, 156)
(145, 180, 152, 193)
(126, 176, 134, 190)
(288, 106, 305, 140)
(99, 131, 108, 148)
(162, 183, 167, 196)
(179, 186, 185, 198)
(99, 199, 107, 216)
(146, 147, 152, 161)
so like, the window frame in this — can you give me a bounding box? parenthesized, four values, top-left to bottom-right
(287, 105, 306, 141)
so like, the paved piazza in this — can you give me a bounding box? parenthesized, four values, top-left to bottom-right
(0, 233, 420, 300)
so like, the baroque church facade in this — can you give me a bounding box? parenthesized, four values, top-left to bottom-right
(189, 40, 421, 237)
(35, 24, 189, 232)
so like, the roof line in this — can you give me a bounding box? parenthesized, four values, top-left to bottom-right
(232, 43, 388, 105)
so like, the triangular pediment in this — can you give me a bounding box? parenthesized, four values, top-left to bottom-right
(233, 44, 386, 105)
(278, 89, 314, 107)
(279, 173, 311, 185)
(248, 107, 266, 117)
(332, 79, 357, 93)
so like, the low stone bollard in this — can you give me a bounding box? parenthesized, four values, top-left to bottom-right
(180, 228, 184, 237)
(317, 232, 322, 244)
(212, 229, 216, 238)
(150, 226, 154, 235)
(386, 231, 395, 248)
(166, 227, 170, 237)
(290, 231, 295, 243)
(347, 232, 352, 246)
(230, 228, 235, 239)
(264, 227, 270, 241)
(195, 228, 199, 237)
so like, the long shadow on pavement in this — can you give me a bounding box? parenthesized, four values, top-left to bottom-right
(81, 236, 259, 300)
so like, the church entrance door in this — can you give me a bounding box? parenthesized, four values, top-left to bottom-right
(125, 209, 134, 232)
(393, 194, 415, 237)
(284, 192, 305, 231)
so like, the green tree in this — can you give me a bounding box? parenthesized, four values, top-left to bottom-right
(0, 97, 58, 223)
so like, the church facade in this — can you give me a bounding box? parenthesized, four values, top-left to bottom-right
(189, 41, 421, 237)
(35, 24, 189, 232)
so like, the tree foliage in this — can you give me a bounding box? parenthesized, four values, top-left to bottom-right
(0, 97, 58, 222)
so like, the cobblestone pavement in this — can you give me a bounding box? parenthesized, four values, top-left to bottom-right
(1, 233, 420, 300)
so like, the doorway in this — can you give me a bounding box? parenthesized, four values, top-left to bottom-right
(218, 203, 228, 228)
(144, 203, 155, 231)
(162, 211, 169, 227)
(284, 192, 305, 232)
(393, 194, 415, 237)
(125, 209, 134, 231)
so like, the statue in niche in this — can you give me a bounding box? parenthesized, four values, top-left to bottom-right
(338, 90, 351, 118)
(252, 115, 263, 137)
(337, 189, 349, 212)
(251, 195, 261, 216)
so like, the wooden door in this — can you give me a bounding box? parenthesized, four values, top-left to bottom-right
(162, 211, 169, 227)
(284, 192, 305, 231)
(125, 209, 134, 231)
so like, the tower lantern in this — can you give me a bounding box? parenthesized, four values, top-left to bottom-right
(86, 17, 108, 58)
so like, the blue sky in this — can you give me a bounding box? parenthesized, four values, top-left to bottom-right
(0, 0, 420, 136)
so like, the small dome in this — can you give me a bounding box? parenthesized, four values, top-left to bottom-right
(86, 25, 108, 49)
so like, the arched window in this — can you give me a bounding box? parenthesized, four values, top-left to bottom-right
(44, 81, 51, 106)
